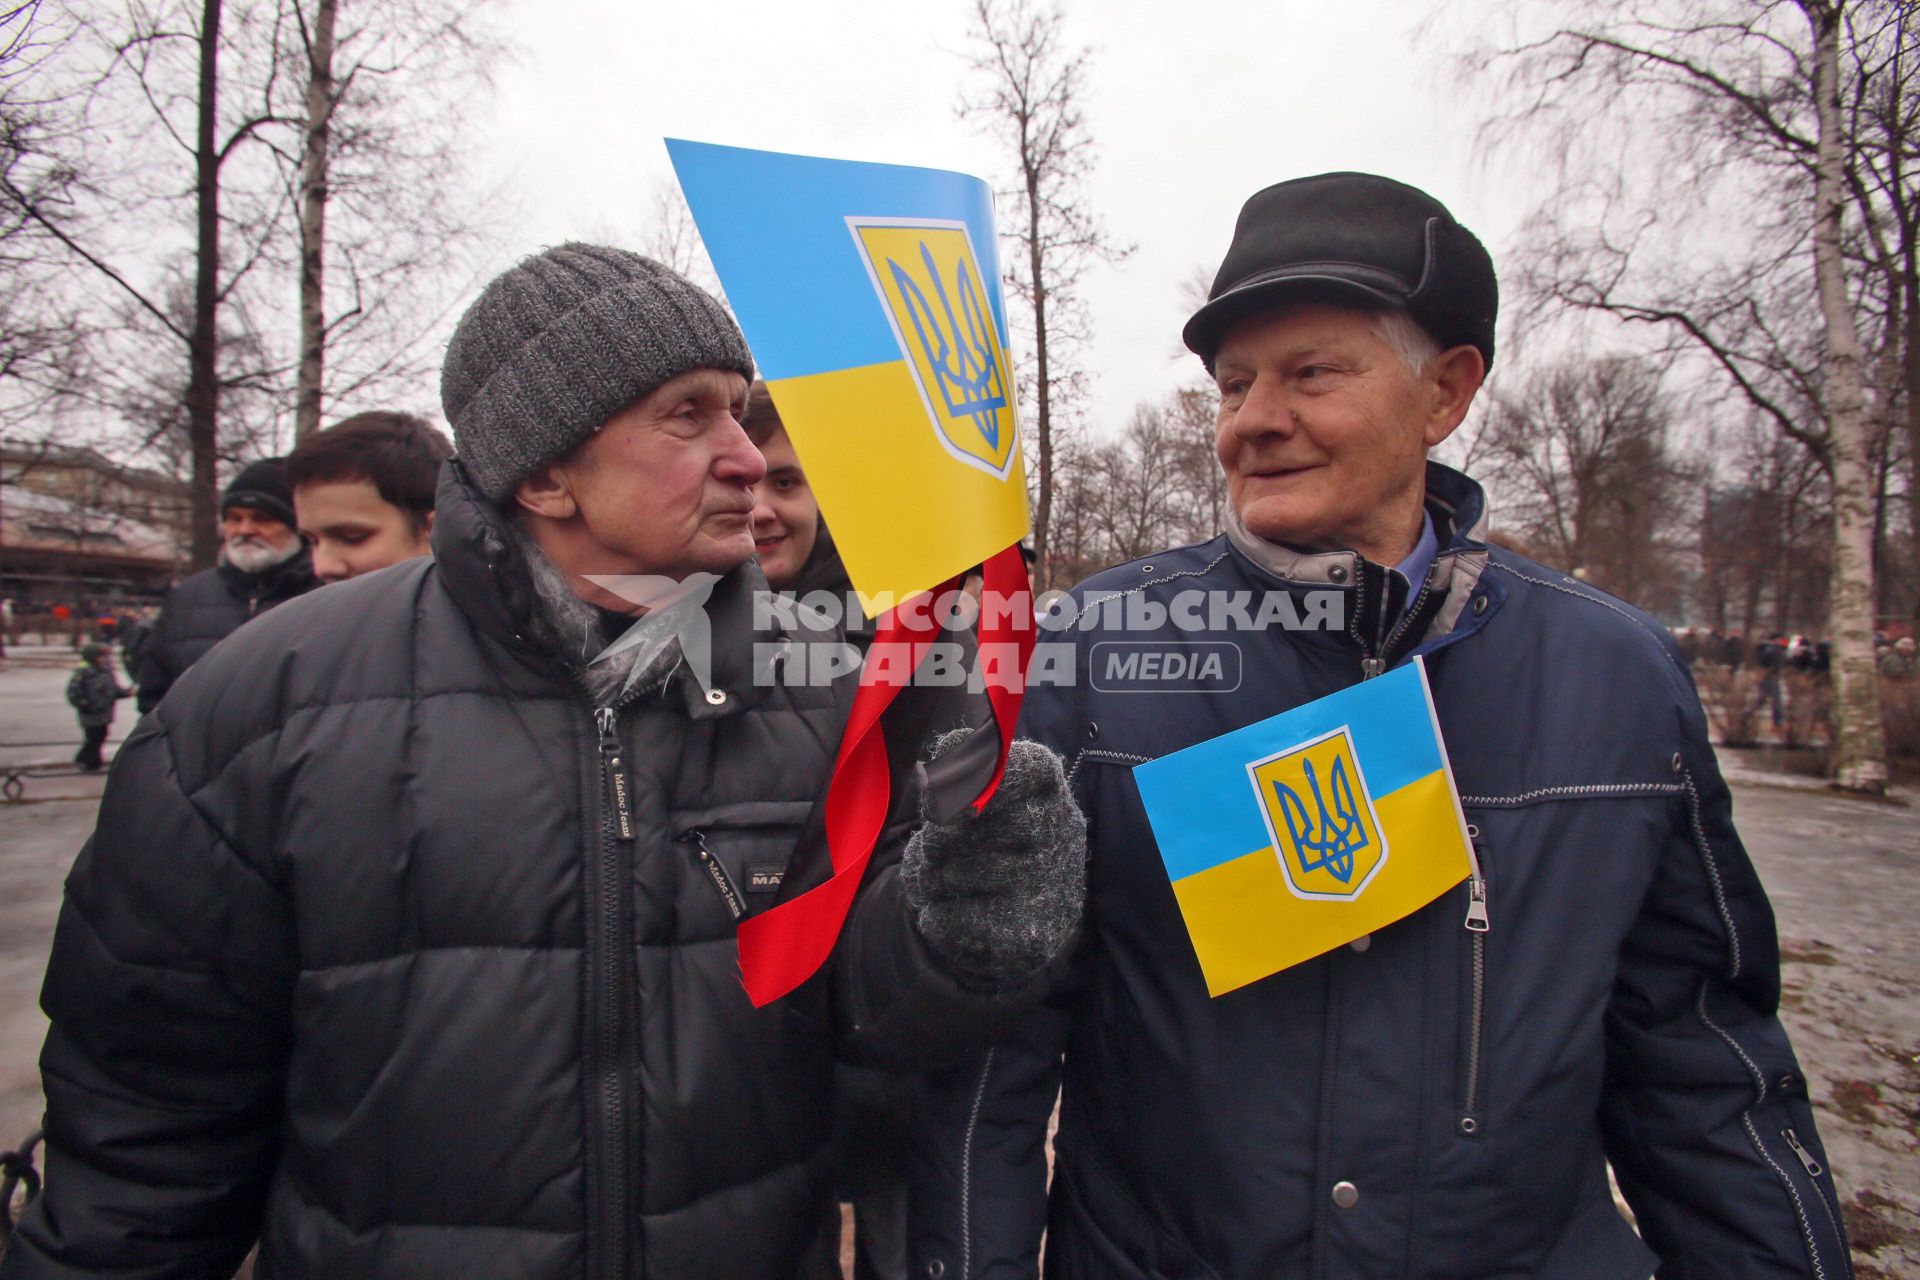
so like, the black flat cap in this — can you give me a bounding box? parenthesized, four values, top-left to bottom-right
(1183, 172, 1497, 370)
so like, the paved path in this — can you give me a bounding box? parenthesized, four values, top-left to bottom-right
(0, 656, 1915, 1273)
(0, 652, 121, 1159)
(1739, 783, 1920, 1278)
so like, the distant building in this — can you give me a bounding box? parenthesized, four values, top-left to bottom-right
(1, 442, 191, 612)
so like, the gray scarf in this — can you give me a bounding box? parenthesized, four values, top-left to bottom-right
(512, 525, 681, 706)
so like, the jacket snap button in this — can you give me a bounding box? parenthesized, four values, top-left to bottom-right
(1349, 934, 1371, 953)
(927, 1262, 946, 1279)
(1141, 564, 1154, 573)
(1328, 565, 1349, 584)
(1087, 721, 1100, 740)
(1331, 1180, 1359, 1209)
(1472, 595, 1488, 615)
(1671, 751, 1684, 773)
(706, 688, 728, 706)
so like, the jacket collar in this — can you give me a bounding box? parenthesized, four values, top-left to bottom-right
(1223, 460, 1495, 655)
(1225, 461, 1486, 581)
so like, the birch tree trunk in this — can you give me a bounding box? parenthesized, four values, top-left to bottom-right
(295, 0, 335, 442)
(961, 0, 1128, 590)
(186, 0, 224, 569)
(1023, 150, 1053, 583)
(1805, 0, 1888, 793)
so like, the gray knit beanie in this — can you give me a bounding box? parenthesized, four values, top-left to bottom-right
(440, 243, 755, 503)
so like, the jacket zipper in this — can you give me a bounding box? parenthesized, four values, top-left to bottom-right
(590, 704, 636, 1280)
(1782, 1127, 1850, 1279)
(1357, 568, 1435, 680)
(1380, 574, 1435, 666)
(1351, 559, 1490, 1132)
(679, 829, 746, 921)
(1459, 824, 1491, 1135)
(1348, 561, 1383, 679)
(1783, 1128, 1823, 1177)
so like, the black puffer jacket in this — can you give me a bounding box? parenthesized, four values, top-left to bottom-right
(5, 465, 1022, 1280)
(133, 551, 318, 711)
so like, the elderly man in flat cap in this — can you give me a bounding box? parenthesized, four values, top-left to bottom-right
(4, 246, 1085, 1280)
(911, 175, 1847, 1280)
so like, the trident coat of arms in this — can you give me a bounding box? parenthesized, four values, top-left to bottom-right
(1247, 726, 1389, 900)
(848, 217, 1020, 480)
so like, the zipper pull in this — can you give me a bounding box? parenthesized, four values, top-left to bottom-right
(1464, 875, 1490, 933)
(597, 707, 634, 842)
(1360, 656, 1386, 679)
(1462, 824, 1491, 933)
(680, 830, 745, 921)
(1782, 1128, 1824, 1178)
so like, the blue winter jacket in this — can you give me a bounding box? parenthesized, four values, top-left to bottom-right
(911, 464, 1849, 1280)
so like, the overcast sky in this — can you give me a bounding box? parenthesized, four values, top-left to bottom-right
(474, 0, 1526, 435)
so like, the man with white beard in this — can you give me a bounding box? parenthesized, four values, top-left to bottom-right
(132, 457, 319, 710)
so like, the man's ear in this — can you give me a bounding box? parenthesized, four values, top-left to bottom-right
(513, 464, 578, 522)
(1422, 345, 1487, 450)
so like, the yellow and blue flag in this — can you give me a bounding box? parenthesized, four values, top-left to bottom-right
(1133, 657, 1474, 997)
(667, 139, 1030, 610)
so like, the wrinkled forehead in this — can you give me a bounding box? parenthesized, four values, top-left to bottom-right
(1210, 300, 1403, 365)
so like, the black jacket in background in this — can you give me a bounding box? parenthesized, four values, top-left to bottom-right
(5, 464, 1034, 1280)
(132, 550, 318, 711)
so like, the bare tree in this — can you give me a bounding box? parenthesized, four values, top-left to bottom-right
(1697, 413, 1832, 638)
(0, 0, 307, 567)
(1477, 355, 1692, 614)
(291, 0, 332, 438)
(287, 0, 499, 439)
(959, 0, 1129, 588)
(640, 178, 722, 299)
(1047, 386, 1225, 578)
(3, 0, 502, 566)
(1087, 405, 1191, 564)
(1466, 0, 1904, 791)
(0, 1, 90, 422)
(1808, 0, 1890, 787)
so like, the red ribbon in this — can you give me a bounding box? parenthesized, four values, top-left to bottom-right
(736, 542, 1034, 1007)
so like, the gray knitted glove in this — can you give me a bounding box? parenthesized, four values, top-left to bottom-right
(900, 732, 1087, 989)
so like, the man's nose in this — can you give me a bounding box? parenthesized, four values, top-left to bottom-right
(716, 415, 768, 486)
(1229, 377, 1295, 441)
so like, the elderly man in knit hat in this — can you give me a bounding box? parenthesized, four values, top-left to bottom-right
(4, 245, 1084, 1280)
(129, 456, 319, 710)
(913, 175, 1846, 1280)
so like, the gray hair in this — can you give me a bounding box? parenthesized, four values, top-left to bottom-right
(1370, 309, 1443, 375)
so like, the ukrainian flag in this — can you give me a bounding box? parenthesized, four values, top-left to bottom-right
(1133, 658, 1474, 996)
(667, 140, 1030, 609)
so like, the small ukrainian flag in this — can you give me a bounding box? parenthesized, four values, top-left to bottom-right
(1133, 657, 1474, 996)
(667, 139, 1030, 610)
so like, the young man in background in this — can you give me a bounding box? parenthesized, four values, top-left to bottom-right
(288, 411, 453, 583)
